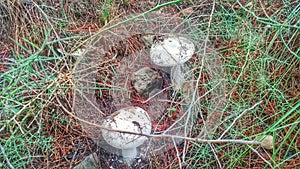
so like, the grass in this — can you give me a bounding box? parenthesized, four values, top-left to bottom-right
(0, 31, 60, 168)
(0, 0, 299, 168)
(97, 0, 115, 25)
(183, 1, 299, 168)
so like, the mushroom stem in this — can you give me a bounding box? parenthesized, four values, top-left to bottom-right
(122, 148, 137, 164)
(171, 64, 185, 90)
(101, 107, 151, 165)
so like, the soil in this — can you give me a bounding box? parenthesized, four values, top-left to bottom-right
(1, 0, 299, 169)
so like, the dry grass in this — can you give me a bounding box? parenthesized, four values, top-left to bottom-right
(0, 0, 299, 168)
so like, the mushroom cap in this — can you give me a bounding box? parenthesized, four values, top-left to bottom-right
(150, 35, 195, 67)
(260, 135, 273, 150)
(101, 106, 152, 150)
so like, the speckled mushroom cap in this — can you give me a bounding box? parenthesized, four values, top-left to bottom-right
(150, 35, 195, 67)
(101, 106, 152, 150)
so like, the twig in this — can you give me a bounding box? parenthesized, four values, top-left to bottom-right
(183, 0, 217, 162)
(57, 95, 262, 146)
(75, 0, 185, 50)
(218, 100, 263, 139)
(247, 145, 273, 168)
(258, 0, 270, 18)
(236, 0, 300, 29)
(141, 86, 173, 103)
(209, 143, 223, 169)
(0, 143, 15, 169)
(172, 138, 182, 169)
(152, 134, 261, 145)
(30, 1, 65, 57)
(74, 88, 106, 116)
(5, 79, 57, 134)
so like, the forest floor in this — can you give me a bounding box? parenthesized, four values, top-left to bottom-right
(0, 0, 299, 169)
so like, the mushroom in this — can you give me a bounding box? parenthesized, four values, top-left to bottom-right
(150, 35, 195, 90)
(260, 135, 274, 150)
(101, 106, 152, 164)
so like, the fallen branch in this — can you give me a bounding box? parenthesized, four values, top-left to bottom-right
(219, 100, 263, 139)
(56, 96, 262, 146)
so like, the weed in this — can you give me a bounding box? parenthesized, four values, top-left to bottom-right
(0, 0, 299, 168)
(97, 0, 115, 25)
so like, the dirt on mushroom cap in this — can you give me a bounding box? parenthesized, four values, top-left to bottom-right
(101, 106, 152, 150)
(150, 35, 195, 67)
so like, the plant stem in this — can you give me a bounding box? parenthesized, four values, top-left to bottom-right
(57, 96, 262, 146)
(75, 0, 184, 50)
(0, 143, 15, 169)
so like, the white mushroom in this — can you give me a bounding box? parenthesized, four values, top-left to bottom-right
(101, 106, 152, 164)
(260, 135, 274, 150)
(150, 35, 195, 90)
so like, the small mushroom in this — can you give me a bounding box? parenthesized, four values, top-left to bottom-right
(101, 106, 152, 164)
(260, 135, 274, 150)
(150, 35, 195, 90)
